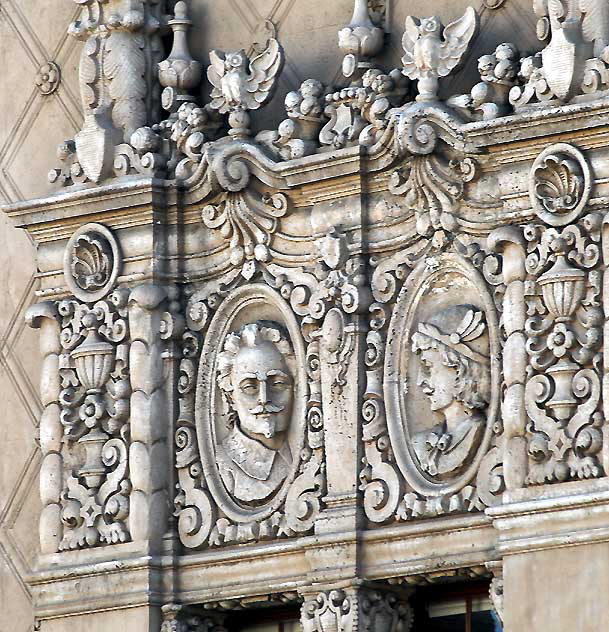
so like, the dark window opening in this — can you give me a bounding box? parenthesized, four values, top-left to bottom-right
(411, 580, 502, 632)
(227, 604, 301, 632)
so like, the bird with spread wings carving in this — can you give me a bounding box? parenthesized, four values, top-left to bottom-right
(401, 7, 478, 102)
(207, 37, 284, 133)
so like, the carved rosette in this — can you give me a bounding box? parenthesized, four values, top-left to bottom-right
(523, 214, 604, 484)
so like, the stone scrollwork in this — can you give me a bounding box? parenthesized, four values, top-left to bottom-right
(362, 244, 504, 523)
(389, 153, 477, 237)
(175, 281, 325, 548)
(301, 587, 413, 632)
(529, 143, 592, 227)
(64, 223, 121, 303)
(202, 190, 288, 268)
(56, 291, 132, 549)
(523, 216, 604, 484)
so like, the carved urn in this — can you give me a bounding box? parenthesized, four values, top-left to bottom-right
(537, 238, 585, 422)
(71, 312, 114, 394)
(71, 311, 115, 490)
(537, 239, 585, 322)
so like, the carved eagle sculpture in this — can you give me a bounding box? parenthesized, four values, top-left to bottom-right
(401, 7, 478, 102)
(207, 38, 284, 116)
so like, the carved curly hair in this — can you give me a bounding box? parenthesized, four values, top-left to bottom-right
(216, 321, 294, 428)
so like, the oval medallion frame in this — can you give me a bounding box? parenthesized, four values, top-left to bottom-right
(63, 222, 121, 302)
(384, 252, 500, 497)
(196, 283, 307, 524)
(528, 142, 592, 227)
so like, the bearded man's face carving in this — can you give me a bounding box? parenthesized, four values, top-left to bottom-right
(230, 339, 293, 447)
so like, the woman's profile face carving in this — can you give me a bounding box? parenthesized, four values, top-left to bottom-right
(416, 347, 458, 412)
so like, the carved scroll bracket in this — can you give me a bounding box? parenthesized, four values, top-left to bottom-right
(301, 585, 413, 632)
(389, 106, 479, 239)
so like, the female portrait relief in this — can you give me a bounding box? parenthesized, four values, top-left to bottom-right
(411, 305, 491, 480)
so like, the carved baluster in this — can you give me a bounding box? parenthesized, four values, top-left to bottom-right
(128, 285, 170, 543)
(488, 227, 528, 490)
(158, 1, 202, 116)
(27, 303, 63, 553)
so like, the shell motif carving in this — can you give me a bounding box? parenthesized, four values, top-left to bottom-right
(64, 223, 121, 302)
(529, 143, 592, 226)
(384, 253, 500, 496)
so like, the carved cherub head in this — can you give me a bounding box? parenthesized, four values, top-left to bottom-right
(412, 305, 491, 424)
(217, 322, 295, 449)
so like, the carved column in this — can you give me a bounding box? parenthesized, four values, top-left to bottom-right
(128, 284, 171, 545)
(27, 302, 63, 554)
(488, 227, 528, 490)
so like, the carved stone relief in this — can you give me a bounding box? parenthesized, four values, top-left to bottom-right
(175, 283, 325, 547)
(385, 252, 500, 497)
(35, 62, 61, 95)
(523, 217, 604, 483)
(529, 143, 592, 227)
(63, 223, 122, 303)
(301, 587, 413, 632)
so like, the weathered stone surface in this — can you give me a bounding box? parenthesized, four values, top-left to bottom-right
(5, 1, 609, 631)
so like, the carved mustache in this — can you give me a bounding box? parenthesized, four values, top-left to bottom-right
(250, 403, 285, 415)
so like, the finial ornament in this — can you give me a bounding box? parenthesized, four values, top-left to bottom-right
(207, 26, 284, 138)
(338, 0, 384, 81)
(158, 1, 203, 115)
(401, 7, 479, 102)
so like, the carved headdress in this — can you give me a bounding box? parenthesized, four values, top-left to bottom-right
(415, 305, 489, 366)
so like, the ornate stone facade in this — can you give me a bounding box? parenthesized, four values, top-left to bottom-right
(3, 0, 609, 631)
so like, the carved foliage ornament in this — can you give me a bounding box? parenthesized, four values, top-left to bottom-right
(56, 291, 131, 549)
(529, 143, 592, 227)
(524, 216, 604, 484)
(64, 223, 122, 303)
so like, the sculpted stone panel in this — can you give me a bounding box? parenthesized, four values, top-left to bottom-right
(197, 286, 307, 518)
(175, 282, 325, 547)
(385, 253, 500, 497)
(10, 0, 609, 628)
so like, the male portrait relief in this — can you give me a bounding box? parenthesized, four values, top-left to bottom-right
(215, 321, 295, 503)
(411, 305, 491, 479)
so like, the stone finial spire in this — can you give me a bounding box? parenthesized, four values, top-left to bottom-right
(338, 0, 384, 82)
